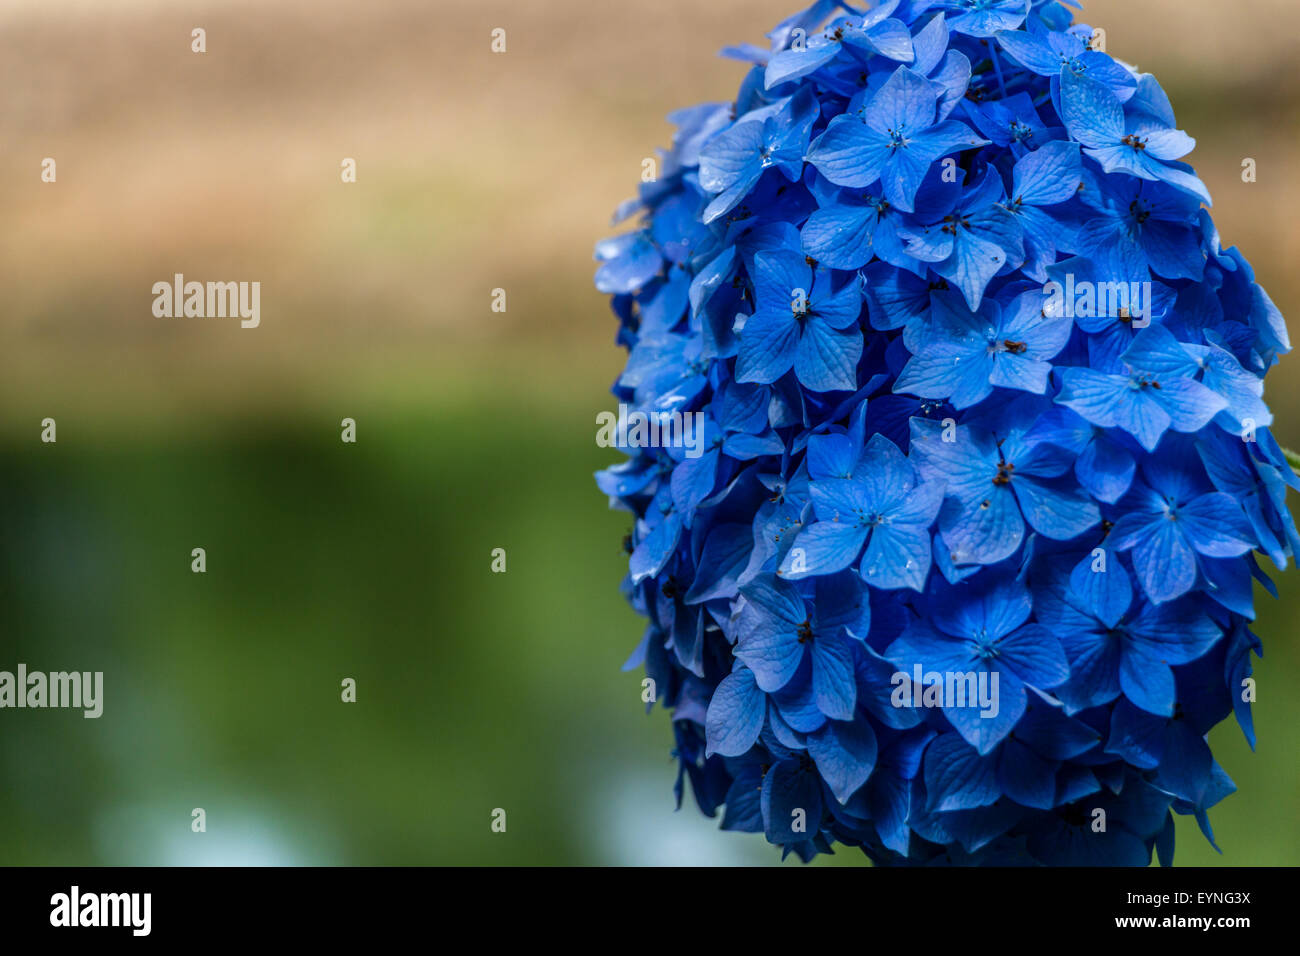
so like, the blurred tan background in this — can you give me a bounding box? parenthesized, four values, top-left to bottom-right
(0, 0, 1296, 866)
(3, 0, 1298, 425)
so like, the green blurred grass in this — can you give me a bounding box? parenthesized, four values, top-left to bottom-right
(1, 388, 1296, 865)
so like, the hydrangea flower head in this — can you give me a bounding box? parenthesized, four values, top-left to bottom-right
(594, 0, 1294, 865)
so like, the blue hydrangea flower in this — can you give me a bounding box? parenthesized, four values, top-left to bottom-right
(806, 66, 988, 213)
(595, 0, 1294, 866)
(779, 430, 944, 590)
(737, 250, 864, 391)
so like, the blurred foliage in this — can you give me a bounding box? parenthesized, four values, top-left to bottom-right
(0, 387, 1295, 864)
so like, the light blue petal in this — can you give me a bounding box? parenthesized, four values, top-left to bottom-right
(705, 668, 767, 757)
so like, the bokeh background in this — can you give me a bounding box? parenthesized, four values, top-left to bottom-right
(0, 0, 1296, 865)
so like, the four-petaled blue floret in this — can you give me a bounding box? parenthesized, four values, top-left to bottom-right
(594, 0, 1295, 865)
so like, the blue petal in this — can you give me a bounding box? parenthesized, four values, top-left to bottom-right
(997, 738, 1059, 809)
(1012, 475, 1100, 540)
(1012, 140, 1083, 206)
(997, 624, 1070, 688)
(1076, 433, 1135, 504)
(764, 35, 842, 89)
(863, 522, 934, 592)
(686, 522, 754, 603)
(705, 667, 767, 757)
(932, 204, 1022, 309)
(699, 121, 765, 194)
(801, 200, 879, 270)
(940, 484, 1024, 566)
(761, 759, 825, 844)
(1059, 69, 1124, 148)
(1178, 493, 1255, 557)
(811, 631, 857, 720)
(808, 718, 878, 803)
(994, 28, 1059, 76)
(1129, 520, 1198, 603)
(943, 668, 1026, 754)
(807, 116, 892, 189)
(594, 233, 662, 294)
(1068, 550, 1132, 628)
(779, 519, 868, 580)
(923, 732, 1001, 811)
(736, 579, 806, 691)
(793, 317, 862, 392)
(735, 310, 799, 385)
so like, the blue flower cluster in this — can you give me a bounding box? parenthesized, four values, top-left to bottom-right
(594, 0, 1295, 865)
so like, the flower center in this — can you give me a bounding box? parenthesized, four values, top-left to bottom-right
(1129, 199, 1152, 224)
(941, 214, 972, 235)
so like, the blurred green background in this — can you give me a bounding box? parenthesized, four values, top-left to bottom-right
(0, 0, 1296, 865)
